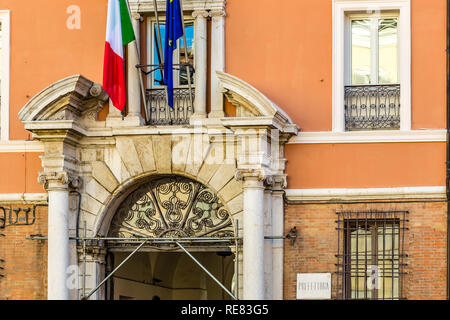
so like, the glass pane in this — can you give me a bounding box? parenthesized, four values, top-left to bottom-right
(352, 19, 372, 85)
(377, 223, 400, 299)
(179, 22, 194, 85)
(154, 23, 166, 86)
(350, 227, 372, 299)
(378, 18, 398, 84)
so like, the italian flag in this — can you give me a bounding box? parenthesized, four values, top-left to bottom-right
(103, 0, 135, 111)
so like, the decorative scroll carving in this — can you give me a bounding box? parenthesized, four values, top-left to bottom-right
(192, 10, 210, 19)
(108, 176, 234, 238)
(234, 169, 267, 182)
(210, 9, 226, 18)
(272, 174, 287, 190)
(38, 171, 82, 190)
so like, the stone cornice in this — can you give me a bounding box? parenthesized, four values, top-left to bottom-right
(285, 187, 447, 201)
(129, 0, 226, 13)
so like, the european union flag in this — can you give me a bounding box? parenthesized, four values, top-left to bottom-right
(164, 0, 184, 109)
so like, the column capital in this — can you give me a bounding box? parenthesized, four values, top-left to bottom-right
(192, 10, 209, 19)
(210, 9, 226, 18)
(131, 12, 143, 21)
(272, 174, 287, 190)
(235, 169, 273, 188)
(38, 171, 82, 191)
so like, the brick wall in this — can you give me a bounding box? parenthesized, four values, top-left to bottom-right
(284, 201, 447, 300)
(0, 204, 47, 300)
(0, 200, 446, 300)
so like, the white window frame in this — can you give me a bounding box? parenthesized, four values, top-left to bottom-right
(146, 16, 195, 90)
(0, 10, 10, 141)
(333, 0, 411, 132)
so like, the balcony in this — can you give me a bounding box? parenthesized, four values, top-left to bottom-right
(344, 84, 400, 131)
(145, 87, 195, 125)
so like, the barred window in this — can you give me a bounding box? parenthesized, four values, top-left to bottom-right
(336, 211, 408, 300)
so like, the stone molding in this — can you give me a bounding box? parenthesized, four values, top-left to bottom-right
(128, 0, 226, 13)
(18, 75, 108, 128)
(285, 186, 447, 201)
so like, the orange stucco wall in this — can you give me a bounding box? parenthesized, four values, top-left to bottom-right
(226, 0, 332, 132)
(411, 0, 447, 129)
(4, 0, 107, 140)
(285, 142, 446, 189)
(0, 153, 44, 193)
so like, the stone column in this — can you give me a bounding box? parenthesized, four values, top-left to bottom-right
(209, 9, 226, 118)
(264, 188, 273, 300)
(39, 172, 71, 300)
(105, 99, 123, 126)
(126, 13, 144, 125)
(191, 10, 209, 119)
(239, 173, 265, 300)
(271, 185, 285, 300)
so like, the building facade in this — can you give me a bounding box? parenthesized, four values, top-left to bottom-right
(0, 0, 447, 300)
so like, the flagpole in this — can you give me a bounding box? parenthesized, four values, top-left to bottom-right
(179, 0, 194, 112)
(153, 0, 170, 111)
(125, 0, 150, 122)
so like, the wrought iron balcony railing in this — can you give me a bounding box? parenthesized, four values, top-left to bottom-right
(145, 87, 195, 125)
(344, 84, 400, 131)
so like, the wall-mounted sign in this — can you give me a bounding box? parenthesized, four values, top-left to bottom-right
(297, 273, 332, 300)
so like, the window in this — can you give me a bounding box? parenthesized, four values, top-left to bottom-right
(151, 20, 195, 88)
(0, 10, 10, 140)
(145, 17, 195, 125)
(333, 0, 411, 132)
(345, 12, 400, 131)
(336, 211, 407, 300)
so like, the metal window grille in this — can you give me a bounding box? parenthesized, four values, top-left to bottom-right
(0, 207, 5, 229)
(145, 87, 195, 125)
(336, 211, 408, 300)
(344, 84, 401, 131)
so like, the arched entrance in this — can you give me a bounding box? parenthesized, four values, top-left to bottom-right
(19, 73, 297, 300)
(104, 175, 236, 300)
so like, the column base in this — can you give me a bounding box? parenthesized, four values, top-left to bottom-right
(125, 114, 145, 126)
